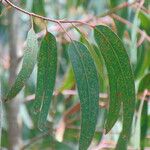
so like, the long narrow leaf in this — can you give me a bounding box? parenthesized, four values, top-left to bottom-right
(94, 25, 135, 150)
(33, 32, 57, 131)
(5, 28, 38, 101)
(68, 41, 99, 150)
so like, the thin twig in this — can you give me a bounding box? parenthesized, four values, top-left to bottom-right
(2, 0, 93, 27)
(2, 0, 137, 28)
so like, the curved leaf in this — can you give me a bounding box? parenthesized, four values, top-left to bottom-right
(94, 25, 135, 149)
(33, 32, 57, 131)
(68, 41, 99, 150)
(75, 27, 105, 89)
(94, 26, 122, 133)
(5, 28, 38, 101)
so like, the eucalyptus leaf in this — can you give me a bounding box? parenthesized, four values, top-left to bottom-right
(74, 26, 105, 90)
(32, 32, 57, 131)
(68, 41, 99, 150)
(5, 28, 38, 101)
(94, 25, 135, 150)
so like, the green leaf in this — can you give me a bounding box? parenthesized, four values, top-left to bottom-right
(140, 101, 148, 150)
(0, 94, 2, 146)
(130, 99, 144, 149)
(68, 41, 99, 150)
(5, 28, 38, 101)
(76, 0, 91, 8)
(74, 26, 106, 92)
(138, 12, 150, 35)
(58, 65, 75, 93)
(94, 25, 135, 149)
(138, 73, 150, 149)
(32, 0, 45, 16)
(94, 26, 121, 133)
(134, 42, 150, 79)
(138, 73, 150, 93)
(32, 32, 57, 131)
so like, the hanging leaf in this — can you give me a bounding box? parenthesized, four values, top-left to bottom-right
(32, 32, 57, 131)
(5, 28, 38, 101)
(68, 41, 99, 150)
(94, 25, 135, 149)
(74, 26, 105, 91)
(94, 26, 122, 133)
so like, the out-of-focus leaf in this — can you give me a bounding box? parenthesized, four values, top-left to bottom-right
(76, 0, 91, 8)
(138, 73, 150, 149)
(140, 101, 148, 150)
(68, 41, 99, 150)
(94, 25, 135, 150)
(20, 104, 33, 129)
(0, 85, 2, 147)
(5, 28, 38, 101)
(134, 42, 150, 79)
(130, 10, 139, 66)
(41, 136, 73, 150)
(130, 99, 144, 149)
(32, 0, 45, 15)
(32, 32, 57, 131)
(109, 0, 128, 38)
(138, 12, 150, 35)
(138, 73, 150, 93)
(58, 65, 75, 93)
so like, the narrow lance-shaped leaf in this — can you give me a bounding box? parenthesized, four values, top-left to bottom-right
(94, 25, 135, 150)
(94, 26, 122, 133)
(68, 41, 99, 150)
(32, 32, 57, 131)
(5, 28, 38, 101)
(74, 26, 105, 87)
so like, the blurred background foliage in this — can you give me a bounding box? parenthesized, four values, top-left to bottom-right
(0, 0, 150, 149)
